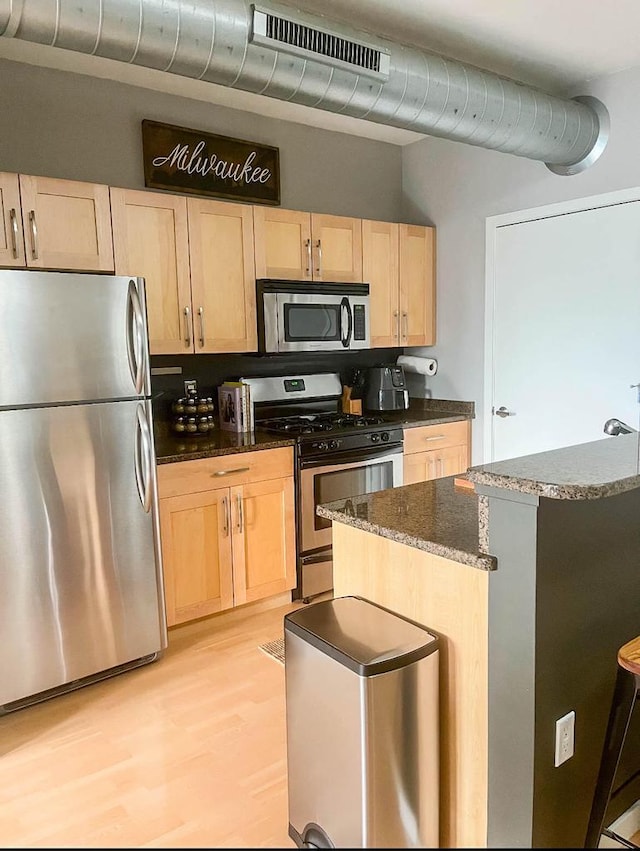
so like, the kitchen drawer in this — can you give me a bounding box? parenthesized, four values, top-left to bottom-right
(157, 447, 294, 498)
(403, 420, 470, 455)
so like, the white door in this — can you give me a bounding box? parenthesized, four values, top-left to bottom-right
(489, 202, 640, 462)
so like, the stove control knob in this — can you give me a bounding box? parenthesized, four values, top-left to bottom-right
(317, 441, 329, 451)
(370, 433, 381, 443)
(381, 432, 390, 442)
(328, 440, 339, 450)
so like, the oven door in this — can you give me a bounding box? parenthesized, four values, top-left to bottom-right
(277, 292, 353, 352)
(299, 445, 403, 554)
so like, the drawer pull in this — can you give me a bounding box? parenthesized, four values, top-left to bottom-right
(211, 466, 250, 477)
(423, 435, 446, 441)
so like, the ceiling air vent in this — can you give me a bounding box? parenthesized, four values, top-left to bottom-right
(251, 5, 391, 81)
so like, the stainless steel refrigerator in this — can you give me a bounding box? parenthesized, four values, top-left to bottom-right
(0, 270, 167, 712)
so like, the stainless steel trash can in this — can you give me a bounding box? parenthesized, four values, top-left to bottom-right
(285, 596, 440, 849)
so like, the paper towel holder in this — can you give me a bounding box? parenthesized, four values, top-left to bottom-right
(396, 355, 438, 377)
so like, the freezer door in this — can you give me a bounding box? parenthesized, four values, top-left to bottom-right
(0, 271, 150, 407)
(0, 399, 167, 706)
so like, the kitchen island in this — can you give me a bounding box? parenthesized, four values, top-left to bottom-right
(318, 433, 640, 849)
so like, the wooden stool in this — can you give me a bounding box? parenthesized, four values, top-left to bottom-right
(585, 636, 640, 848)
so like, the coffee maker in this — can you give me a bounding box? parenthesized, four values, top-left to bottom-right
(364, 365, 409, 411)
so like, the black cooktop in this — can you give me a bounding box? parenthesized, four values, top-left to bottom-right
(258, 412, 386, 435)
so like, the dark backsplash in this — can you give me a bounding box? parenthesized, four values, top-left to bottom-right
(151, 348, 402, 421)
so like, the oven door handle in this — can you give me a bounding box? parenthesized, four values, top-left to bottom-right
(301, 551, 333, 566)
(340, 297, 353, 348)
(299, 443, 403, 470)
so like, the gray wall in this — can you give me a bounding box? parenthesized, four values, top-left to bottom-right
(401, 65, 640, 462)
(0, 58, 402, 221)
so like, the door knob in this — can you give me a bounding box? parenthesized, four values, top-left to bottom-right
(494, 406, 516, 418)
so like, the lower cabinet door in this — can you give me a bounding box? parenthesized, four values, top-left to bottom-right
(439, 444, 469, 478)
(403, 444, 469, 484)
(231, 477, 296, 606)
(159, 488, 234, 626)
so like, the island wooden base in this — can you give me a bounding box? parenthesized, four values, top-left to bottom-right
(332, 521, 489, 848)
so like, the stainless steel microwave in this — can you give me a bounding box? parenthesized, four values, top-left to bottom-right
(256, 279, 370, 353)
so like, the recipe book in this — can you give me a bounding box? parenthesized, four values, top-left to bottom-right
(217, 381, 254, 433)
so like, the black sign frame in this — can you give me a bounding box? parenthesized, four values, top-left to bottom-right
(141, 119, 281, 206)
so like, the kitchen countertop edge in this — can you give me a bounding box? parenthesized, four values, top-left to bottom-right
(467, 433, 640, 500)
(155, 434, 296, 464)
(317, 476, 497, 572)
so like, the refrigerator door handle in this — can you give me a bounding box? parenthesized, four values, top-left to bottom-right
(134, 404, 153, 513)
(126, 280, 146, 395)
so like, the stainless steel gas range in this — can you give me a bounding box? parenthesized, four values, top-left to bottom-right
(242, 373, 403, 601)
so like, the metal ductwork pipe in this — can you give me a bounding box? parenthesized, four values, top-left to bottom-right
(0, 0, 609, 174)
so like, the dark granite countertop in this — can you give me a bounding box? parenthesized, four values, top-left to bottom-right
(317, 476, 496, 571)
(381, 397, 474, 428)
(467, 433, 640, 500)
(154, 397, 474, 464)
(154, 423, 295, 464)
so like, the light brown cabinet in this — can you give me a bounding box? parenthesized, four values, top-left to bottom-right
(111, 188, 191, 354)
(188, 198, 257, 353)
(0, 173, 24, 267)
(364, 219, 436, 348)
(0, 173, 114, 271)
(111, 189, 257, 355)
(157, 448, 296, 627)
(254, 206, 363, 283)
(5, 171, 437, 353)
(403, 420, 470, 485)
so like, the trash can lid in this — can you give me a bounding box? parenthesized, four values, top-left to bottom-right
(284, 596, 439, 677)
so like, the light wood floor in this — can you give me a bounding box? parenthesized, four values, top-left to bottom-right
(0, 599, 303, 848)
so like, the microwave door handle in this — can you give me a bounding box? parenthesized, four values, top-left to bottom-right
(340, 298, 353, 348)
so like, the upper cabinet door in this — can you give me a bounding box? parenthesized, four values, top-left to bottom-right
(399, 224, 436, 347)
(110, 188, 193, 355)
(18, 175, 114, 272)
(362, 219, 399, 348)
(253, 206, 313, 281)
(0, 173, 25, 268)
(188, 198, 257, 353)
(311, 213, 362, 283)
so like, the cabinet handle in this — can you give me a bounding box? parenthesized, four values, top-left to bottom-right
(424, 435, 446, 442)
(236, 492, 243, 532)
(394, 310, 400, 342)
(316, 239, 322, 276)
(305, 238, 312, 275)
(402, 311, 408, 341)
(9, 208, 19, 258)
(198, 306, 205, 348)
(211, 467, 250, 477)
(183, 306, 191, 348)
(28, 210, 38, 260)
(222, 496, 230, 536)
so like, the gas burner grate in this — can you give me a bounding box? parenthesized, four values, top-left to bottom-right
(330, 414, 385, 428)
(258, 417, 335, 434)
(257, 412, 387, 435)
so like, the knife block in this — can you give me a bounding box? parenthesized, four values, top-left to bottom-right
(341, 386, 362, 415)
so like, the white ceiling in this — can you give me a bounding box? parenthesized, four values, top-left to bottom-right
(2, 0, 640, 146)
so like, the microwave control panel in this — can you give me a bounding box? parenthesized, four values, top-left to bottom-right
(353, 304, 366, 341)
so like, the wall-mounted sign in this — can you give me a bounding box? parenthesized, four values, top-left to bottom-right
(141, 120, 280, 205)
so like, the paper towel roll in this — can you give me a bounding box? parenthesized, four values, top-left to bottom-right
(397, 355, 438, 376)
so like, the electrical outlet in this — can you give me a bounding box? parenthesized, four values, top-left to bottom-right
(554, 710, 575, 767)
(184, 379, 197, 396)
